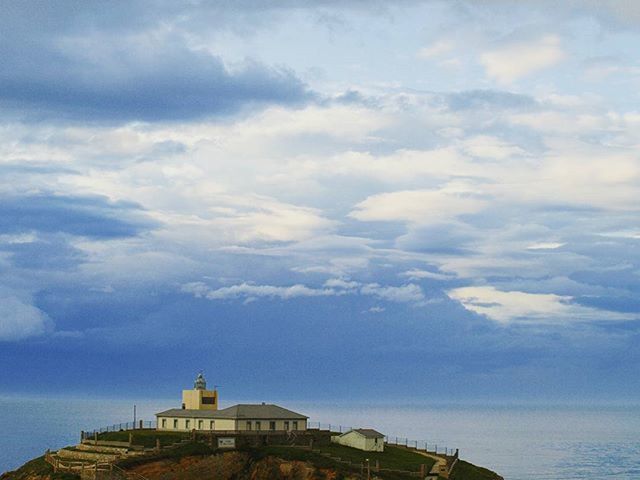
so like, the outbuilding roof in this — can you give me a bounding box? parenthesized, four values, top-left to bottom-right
(156, 403, 308, 420)
(342, 428, 385, 438)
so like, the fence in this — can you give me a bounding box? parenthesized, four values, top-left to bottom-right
(83, 420, 157, 438)
(306, 421, 458, 457)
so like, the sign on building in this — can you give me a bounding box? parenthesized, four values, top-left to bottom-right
(217, 437, 236, 449)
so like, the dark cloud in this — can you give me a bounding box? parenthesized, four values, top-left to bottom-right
(1, 237, 86, 271)
(0, 40, 312, 122)
(0, 194, 158, 239)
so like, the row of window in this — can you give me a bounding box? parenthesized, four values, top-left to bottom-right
(160, 418, 300, 431)
(245, 420, 299, 431)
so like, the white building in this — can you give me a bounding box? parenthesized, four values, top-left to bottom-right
(155, 373, 308, 432)
(332, 429, 385, 452)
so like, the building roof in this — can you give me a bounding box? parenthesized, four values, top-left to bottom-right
(342, 428, 385, 438)
(156, 403, 308, 420)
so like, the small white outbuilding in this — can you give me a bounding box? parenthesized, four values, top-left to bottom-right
(332, 428, 385, 452)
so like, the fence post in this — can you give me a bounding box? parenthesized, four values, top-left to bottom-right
(94, 432, 98, 446)
(139, 419, 143, 429)
(128, 432, 133, 447)
(420, 464, 425, 477)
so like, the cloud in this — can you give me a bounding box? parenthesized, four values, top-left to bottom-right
(400, 269, 456, 281)
(417, 40, 454, 59)
(462, 135, 526, 160)
(480, 35, 565, 84)
(182, 279, 426, 304)
(0, 296, 51, 341)
(360, 283, 425, 303)
(0, 30, 311, 121)
(182, 281, 336, 300)
(448, 286, 635, 325)
(0, 194, 157, 239)
(446, 89, 537, 110)
(349, 186, 487, 224)
(527, 242, 565, 250)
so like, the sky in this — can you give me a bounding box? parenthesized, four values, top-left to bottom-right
(1, 0, 639, 403)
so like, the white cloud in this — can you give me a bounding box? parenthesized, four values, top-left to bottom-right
(400, 269, 455, 281)
(480, 35, 565, 84)
(182, 282, 336, 300)
(349, 185, 487, 224)
(462, 135, 525, 160)
(360, 283, 425, 303)
(0, 296, 51, 341)
(527, 242, 565, 250)
(182, 279, 425, 304)
(367, 306, 385, 313)
(417, 40, 454, 59)
(448, 286, 634, 325)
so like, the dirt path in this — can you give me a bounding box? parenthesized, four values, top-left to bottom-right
(412, 450, 447, 476)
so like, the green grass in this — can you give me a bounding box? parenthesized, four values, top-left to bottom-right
(116, 442, 216, 469)
(315, 444, 436, 472)
(96, 429, 189, 448)
(0, 456, 79, 480)
(449, 460, 503, 480)
(250, 444, 434, 480)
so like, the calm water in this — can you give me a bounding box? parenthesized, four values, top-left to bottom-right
(1, 396, 639, 480)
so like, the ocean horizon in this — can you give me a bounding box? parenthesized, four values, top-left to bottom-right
(1, 395, 639, 480)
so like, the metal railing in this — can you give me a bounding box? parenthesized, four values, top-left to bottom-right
(306, 421, 458, 459)
(83, 420, 157, 438)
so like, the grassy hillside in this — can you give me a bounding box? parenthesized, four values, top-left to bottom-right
(0, 456, 78, 480)
(450, 460, 504, 480)
(2, 440, 502, 480)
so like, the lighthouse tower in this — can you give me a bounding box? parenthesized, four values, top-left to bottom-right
(181, 372, 218, 410)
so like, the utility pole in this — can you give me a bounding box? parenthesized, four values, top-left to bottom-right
(133, 405, 137, 429)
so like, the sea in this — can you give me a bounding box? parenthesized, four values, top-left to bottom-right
(1, 396, 639, 480)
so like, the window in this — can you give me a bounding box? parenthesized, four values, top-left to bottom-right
(185, 420, 190, 429)
(256, 421, 261, 431)
(198, 420, 203, 429)
(284, 421, 290, 431)
(246, 421, 252, 430)
(293, 421, 298, 430)
(210, 421, 215, 430)
(202, 396, 215, 405)
(269, 421, 276, 431)
(161, 419, 166, 428)
(173, 419, 178, 429)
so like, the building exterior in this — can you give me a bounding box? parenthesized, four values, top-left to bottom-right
(182, 372, 218, 410)
(155, 374, 308, 433)
(332, 429, 385, 452)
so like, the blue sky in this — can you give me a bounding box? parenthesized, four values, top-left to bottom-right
(1, 1, 639, 402)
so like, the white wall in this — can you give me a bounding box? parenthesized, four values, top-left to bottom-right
(156, 416, 306, 432)
(332, 431, 384, 452)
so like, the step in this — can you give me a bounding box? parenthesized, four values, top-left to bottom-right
(57, 448, 120, 463)
(75, 444, 129, 455)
